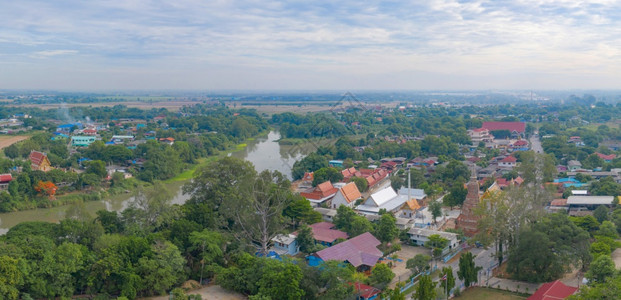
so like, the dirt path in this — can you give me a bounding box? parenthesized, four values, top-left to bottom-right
(612, 247, 621, 269)
(145, 285, 245, 300)
(0, 135, 29, 149)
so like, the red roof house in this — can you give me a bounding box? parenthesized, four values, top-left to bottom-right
(349, 282, 381, 300)
(82, 128, 97, 135)
(482, 121, 526, 133)
(314, 232, 382, 270)
(0, 173, 12, 189)
(596, 152, 616, 161)
(527, 280, 578, 300)
(513, 140, 529, 147)
(296, 222, 348, 246)
(300, 181, 338, 205)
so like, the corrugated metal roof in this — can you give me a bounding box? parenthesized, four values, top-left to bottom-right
(567, 196, 614, 205)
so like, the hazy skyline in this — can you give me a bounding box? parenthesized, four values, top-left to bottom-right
(2, 0, 621, 90)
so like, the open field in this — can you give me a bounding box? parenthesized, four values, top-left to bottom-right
(0, 135, 30, 149)
(4, 100, 202, 111)
(456, 287, 526, 300)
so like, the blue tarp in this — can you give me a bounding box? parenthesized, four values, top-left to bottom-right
(307, 256, 323, 267)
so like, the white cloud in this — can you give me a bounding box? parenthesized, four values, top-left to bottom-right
(0, 0, 621, 89)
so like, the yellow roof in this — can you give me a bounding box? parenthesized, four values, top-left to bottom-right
(402, 199, 421, 211)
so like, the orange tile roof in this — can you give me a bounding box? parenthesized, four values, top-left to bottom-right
(340, 182, 362, 203)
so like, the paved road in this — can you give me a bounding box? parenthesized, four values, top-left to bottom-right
(530, 132, 544, 154)
(406, 245, 500, 299)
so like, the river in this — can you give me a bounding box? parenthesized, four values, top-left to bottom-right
(0, 130, 315, 234)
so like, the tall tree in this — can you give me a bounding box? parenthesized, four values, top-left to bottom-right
(457, 252, 481, 288)
(368, 263, 395, 289)
(439, 266, 456, 298)
(0, 256, 22, 300)
(428, 200, 443, 224)
(296, 224, 315, 254)
(507, 213, 591, 282)
(414, 275, 436, 300)
(585, 255, 615, 285)
(231, 170, 292, 255)
(407, 254, 431, 275)
(374, 214, 398, 243)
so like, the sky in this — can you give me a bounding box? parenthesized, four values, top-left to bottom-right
(1, 0, 621, 91)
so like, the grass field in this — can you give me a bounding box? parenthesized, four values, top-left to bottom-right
(456, 287, 526, 300)
(0, 135, 30, 149)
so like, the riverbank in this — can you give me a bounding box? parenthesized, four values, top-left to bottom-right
(0, 129, 315, 234)
(1, 130, 267, 214)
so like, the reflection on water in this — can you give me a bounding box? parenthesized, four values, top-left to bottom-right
(229, 131, 316, 179)
(0, 130, 314, 234)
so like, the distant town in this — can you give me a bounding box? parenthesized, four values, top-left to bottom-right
(0, 92, 620, 300)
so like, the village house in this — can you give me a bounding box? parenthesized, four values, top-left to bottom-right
(295, 222, 348, 247)
(313, 232, 383, 271)
(596, 152, 616, 162)
(313, 207, 337, 222)
(468, 128, 494, 144)
(407, 228, 460, 254)
(498, 156, 517, 169)
(0, 173, 12, 190)
(568, 160, 582, 172)
(158, 137, 175, 146)
(330, 182, 362, 209)
(71, 136, 97, 147)
(270, 234, 299, 256)
(300, 181, 339, 207)
(29, 151, 53, 172)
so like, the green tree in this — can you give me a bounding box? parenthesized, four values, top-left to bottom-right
(189, 229, 224, 283)
(406, 254, 431, 275)
(597, 221, 618, 239)
(457, 252, 481, 288)
(414, 275, 436, 300)
(291, 153, 329, 180)
(296, 224, 316, 254)
(569, 273, 621, 299)
(594, 206, 609, 224)
(137, 241, 186, 296)
(348, 216, 374, 237)
(3, 144, 19, 159)
(0, 256, 22, 299)
(374, 214, 398, 243)
(424, 234, 449, 251)
(312, 167, 343, 186)
(283, 197, 322, 226)
(585, 255, 615, 285)
(508, 214, 591, 282)
(439, 266, 455, 298)
(351, 176, 368, 192)
(382, 285, 405, 300)
(368, 263, 394, 289)
(443, 181, 467, 209)
(86, 160, 107, 178)
(428, 201, 443, 224)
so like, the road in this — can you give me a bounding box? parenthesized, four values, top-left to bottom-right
(530, 132, 544, 154)
(407, 245, 499, 299)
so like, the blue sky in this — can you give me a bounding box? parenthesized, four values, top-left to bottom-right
(1, 0, 621, 90)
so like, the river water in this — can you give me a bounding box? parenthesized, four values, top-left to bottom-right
(0, 131, 315, 234)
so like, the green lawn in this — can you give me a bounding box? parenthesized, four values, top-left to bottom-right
(456, 287, 526, 300)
